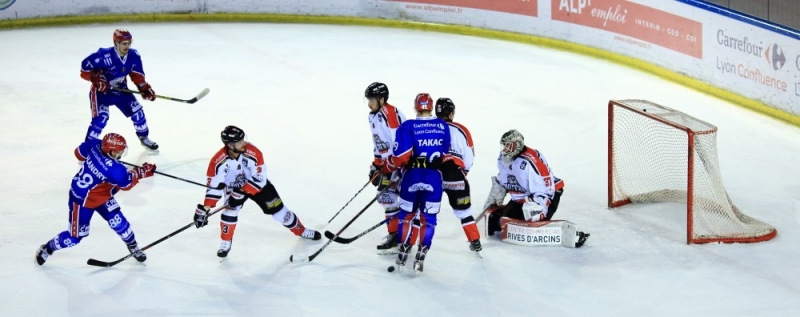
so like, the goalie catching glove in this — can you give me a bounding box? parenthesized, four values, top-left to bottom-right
(482, 176, 507, 210)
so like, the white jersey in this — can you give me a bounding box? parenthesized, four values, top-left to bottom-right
(496, 147, 564, 207)
(444, 121, 475, 172)
(368, 103, 406, 163)
(203, 142, 268, 207)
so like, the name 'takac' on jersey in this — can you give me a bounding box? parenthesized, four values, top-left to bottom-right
(393, 117, 451, 168)
(71, 139, 138, 208)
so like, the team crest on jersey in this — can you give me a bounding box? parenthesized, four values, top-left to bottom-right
(504, 175, 525, 193)
(233, 174, 246, 188)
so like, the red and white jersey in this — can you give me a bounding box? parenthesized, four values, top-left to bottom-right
(203, 142, 268, 207)
(369, 103, 406, 164)
(496, 147, 564, 203)
(443, 121, 475, 172)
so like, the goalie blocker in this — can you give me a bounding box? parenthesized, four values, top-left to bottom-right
(499, 218, 589, 248)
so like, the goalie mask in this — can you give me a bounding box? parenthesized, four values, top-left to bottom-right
(500, 129, 524, 163)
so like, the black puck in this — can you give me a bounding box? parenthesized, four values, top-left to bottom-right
(387, 265, 395, 272)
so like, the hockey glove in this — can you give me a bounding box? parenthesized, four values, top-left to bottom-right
(90, 72, 109, 93)
(369, 163, 381, 186)
(138, 83, 156, 101)
(522, 196, 547, 222)
(194, 204, 210, 228)
(132, 163, 157, 179)
(482, 176, 507, 211)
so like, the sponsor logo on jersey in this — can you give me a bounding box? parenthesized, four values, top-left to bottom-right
(408, 182, 434, 192)
(414, 129, 445, 135)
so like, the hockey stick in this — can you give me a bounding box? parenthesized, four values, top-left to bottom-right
(87, 206, 225, 267)
(289, 188, 387, 263)
(111, 87, 210, 104)
(323, 214, 396, 244)
(121, 161, 216, 189)
(317, 173, 381, 230)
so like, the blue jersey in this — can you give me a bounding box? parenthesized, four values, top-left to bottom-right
(393, 116, 451, 166)
(81, 47, 146, 91)
(71, 139, 137, 209)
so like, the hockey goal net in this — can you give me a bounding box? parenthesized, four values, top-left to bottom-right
(607, 99, 776, 244)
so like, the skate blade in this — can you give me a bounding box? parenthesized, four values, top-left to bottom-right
(219, 257, 227, 263)
(474, 250, 484, 258)
(377, 248, 399, 255)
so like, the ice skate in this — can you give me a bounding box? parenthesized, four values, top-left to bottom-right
(469, 239, 483, 258)
(217, 240, 232, 262)
(300, 228, 321, 240)
(138, 136, 159, 151)
(35, 244, 52, 266)
(395, 243, 412, 270)
(377, 232, 399, 255)
(127, 243, 147, 262)
(413, 245, 429, 274)
(575, 232, 590, 248)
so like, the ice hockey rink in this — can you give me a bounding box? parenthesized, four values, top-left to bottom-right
(1, 23, 799, 316)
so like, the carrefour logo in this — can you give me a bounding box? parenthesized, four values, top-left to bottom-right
(717, 29, 786, 71)
(765, 43, 786, 71)
(0, 0, 15, 11)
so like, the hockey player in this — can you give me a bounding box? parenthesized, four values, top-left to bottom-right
(380, 93, 450, 273)
(435, 97, 482, 253)
(35, 133, 157, 265)
(193, 126, 321, 260)
(80, 29, 159, 151)
(482, 129, 587, 247)
(365, 82, 407, 253)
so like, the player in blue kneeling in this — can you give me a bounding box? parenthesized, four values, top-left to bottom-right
(380, 93, 450, 273)
(80, 29, 159, 151)
(35, 133, 157, 265)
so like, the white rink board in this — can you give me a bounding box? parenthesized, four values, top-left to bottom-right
(1, 0, 799, 115)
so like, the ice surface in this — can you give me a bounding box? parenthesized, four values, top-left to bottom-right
(1, 23, 799, 316)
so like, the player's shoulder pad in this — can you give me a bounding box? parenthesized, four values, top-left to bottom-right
(207, 147, 228, 175)
(243, 143, 264, 164)
(380, 103, 402, 128)
(107, 160, 130, 181)
(129, 48, 141, 57)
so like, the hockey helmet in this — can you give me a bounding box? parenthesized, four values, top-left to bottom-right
(364, 82, 389, 102)
(500, 129, 525, 160)
(113, 29, 133, 44)
(101, 133, 128, 158)
(414, 93, 434, 112)
(435, 97, 456, 120)
(221, 126, 245, 144)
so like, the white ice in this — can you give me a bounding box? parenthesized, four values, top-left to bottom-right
(1, 23, 799, 317)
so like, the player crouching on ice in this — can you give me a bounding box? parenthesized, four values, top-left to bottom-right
(193, 126, 321, 260)
(482, 129, 589, 248)
(36, 133, 157, 265)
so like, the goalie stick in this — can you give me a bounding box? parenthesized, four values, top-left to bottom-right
(112, 87, 210, 104)
(86, 206, 224, 267)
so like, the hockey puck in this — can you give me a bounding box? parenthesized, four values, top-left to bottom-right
(387, 265, 395, 272)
